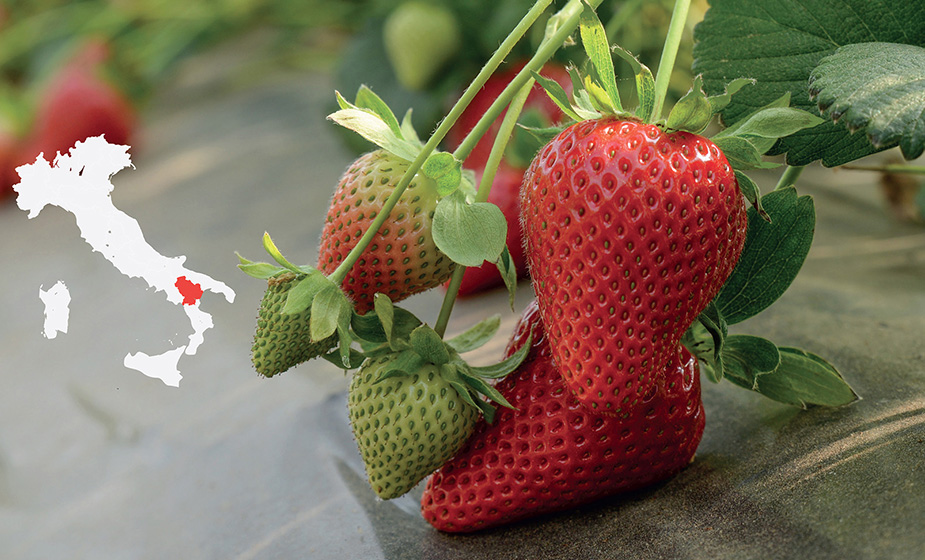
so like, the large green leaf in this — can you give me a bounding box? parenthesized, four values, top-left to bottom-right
(693, 0, 925, 167)
(716, 187, 815, 324)
(809, 42, 925, 160)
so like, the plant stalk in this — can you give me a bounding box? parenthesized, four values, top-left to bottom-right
(775, 165, 805, 190)
(453, 0, 605, 162)
(434, 79, 535, 337)
(651, 0, 692, 120)
(328, 0, 553, 285)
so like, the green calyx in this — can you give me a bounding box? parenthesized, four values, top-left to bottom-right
(359, 294, 530, 424)
(239, 232, 355, 371)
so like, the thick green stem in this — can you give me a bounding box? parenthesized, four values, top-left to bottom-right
(328, 0, 553, 285)
(434, 80, 535, 337)
(651, 0, 692, 120)
(842, 164, 925, 175)
(775, 165, 805, 190)
(453, 0, 604, 163)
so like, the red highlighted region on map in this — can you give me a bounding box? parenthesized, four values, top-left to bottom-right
(175, 276, 204, 305)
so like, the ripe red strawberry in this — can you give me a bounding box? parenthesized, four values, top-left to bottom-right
(421, 300, 705, 532)
(520, 117, 747, 415)
(317, 149, 455, 314)
(19, 39, 135, 167)
(455, 162, 528, 296)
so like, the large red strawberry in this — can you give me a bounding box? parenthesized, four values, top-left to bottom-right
(316, 149, 455, 314)
(18, 39, 135, 167)
(421, 300, 704, 532)
(521, 117, 747, 415)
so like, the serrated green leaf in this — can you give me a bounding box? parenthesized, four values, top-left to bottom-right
(693, 0, 925, 166)
(282, 272, 331, 315)
(327, 108, 419, 162)
(708, 78, 756, 114)
(354, 85, 403, 140)
(446, 315, 501, 354)
(666, 76, 712, 133)
(579, 3, 622, 112)
(409, 325, 450, 365)
(734, 170, 769, 222)
(721, 335, 781, 390)
(422, 152, 462, 197)
(310, 284, 351, 342)
(433, 190, 507, 267)
(716, 187, 815, 324)
(612, 46, 654, 121)
(532, 70, 583, 123)
(734, 347, 859, 407)
(809, 42, 925, 160)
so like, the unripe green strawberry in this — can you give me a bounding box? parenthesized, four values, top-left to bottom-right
(383, 1, 461, 91)
(251, 272, 336, 377)
(317, 149, 455, 314)
(521, 117, 748, 414)
(348, 353, 480, 499)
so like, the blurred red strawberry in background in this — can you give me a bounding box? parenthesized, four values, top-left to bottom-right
(445, 62, 572, 296)
(16, 39, 136, 170)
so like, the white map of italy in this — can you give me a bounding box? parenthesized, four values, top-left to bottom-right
(14, 136, 236, 386)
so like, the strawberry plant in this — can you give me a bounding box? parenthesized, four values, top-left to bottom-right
(239, 0, 864, 532)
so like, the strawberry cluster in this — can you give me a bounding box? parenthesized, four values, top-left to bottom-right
(238, 0, 858, 535)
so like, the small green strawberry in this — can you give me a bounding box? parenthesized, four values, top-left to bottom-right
(239, 234, 355, 377)
(383, 1, 462, 91)
(317, 149, 455, 314)
(346, 295, 531, 499)
(251, 272, 337, 377)
(348, 353, 480, 499)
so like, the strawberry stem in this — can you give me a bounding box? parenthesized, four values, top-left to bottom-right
(651, 0, 692, 121)
(327, 0, 554, 286)
(452, 0, 605, 163)
(775, 165, 805, 190)
(434, 79, 535, 337)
